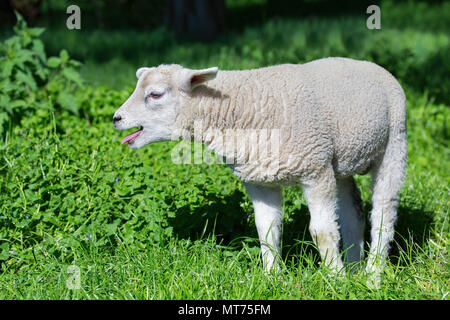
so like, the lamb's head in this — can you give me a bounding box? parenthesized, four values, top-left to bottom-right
(113, 64, 218, 148)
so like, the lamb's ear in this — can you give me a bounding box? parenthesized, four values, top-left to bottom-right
(136, 67, 150, 79)
(178, 67, 219, 92)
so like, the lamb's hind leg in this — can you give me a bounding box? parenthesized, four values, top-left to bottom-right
(244, 183, 283, 272)
(367, 130, 407, 274)
(303, 166, 343, 272)
(336, 177, 365, 267)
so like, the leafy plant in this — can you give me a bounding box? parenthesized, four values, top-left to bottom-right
(0, 12, 83, 136)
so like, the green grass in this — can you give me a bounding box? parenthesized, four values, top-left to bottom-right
(0, 0, 449, 299)
(1, 234, 448, 299)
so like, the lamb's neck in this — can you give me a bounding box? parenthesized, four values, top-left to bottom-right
(182, 81, 240, 143)
(176, 74, 284, 173)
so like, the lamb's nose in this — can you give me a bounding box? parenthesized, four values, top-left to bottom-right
(113, 115, 122, 123)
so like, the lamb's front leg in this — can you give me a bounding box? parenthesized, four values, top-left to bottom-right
(244, 183, 283, 272)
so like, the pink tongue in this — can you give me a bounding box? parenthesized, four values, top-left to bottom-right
(121, 129, 143, 145)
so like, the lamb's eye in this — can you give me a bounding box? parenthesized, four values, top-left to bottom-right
(147, 92, 164, 100)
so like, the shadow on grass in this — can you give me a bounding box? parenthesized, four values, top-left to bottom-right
(169, 188, 435, 269)
(390, 205, 435, 265)
(168, 187, 318, 269)
(168, 188, 255, 244)
(360, 201, 435, 265)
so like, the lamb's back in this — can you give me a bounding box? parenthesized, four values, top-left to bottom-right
(298, 57, 403, 176)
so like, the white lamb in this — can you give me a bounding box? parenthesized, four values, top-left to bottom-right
(113, 57, 407, 274)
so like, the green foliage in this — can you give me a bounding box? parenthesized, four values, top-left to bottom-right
(40, 0, 166, 30)
(0, 86, 256, 265)
(0, 13, 83, 136)
(33, 1, 450, 103)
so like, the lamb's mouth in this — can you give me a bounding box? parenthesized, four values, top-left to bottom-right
(121, 126, 143, 145)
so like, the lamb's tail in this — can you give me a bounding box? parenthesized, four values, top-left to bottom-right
(388, 78, 407, 140)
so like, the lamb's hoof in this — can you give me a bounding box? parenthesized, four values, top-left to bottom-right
(366, 272, 382, 290)
(365, 262, 384, 289)
(262, 263, 282, 275)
